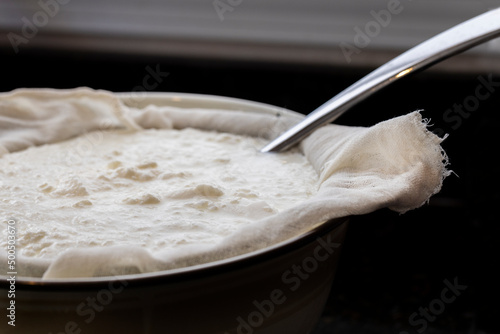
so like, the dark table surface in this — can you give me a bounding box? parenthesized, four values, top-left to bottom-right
(1, 48, 499, 334)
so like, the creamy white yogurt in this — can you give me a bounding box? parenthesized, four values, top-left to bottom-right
(0, 128, 318, 259)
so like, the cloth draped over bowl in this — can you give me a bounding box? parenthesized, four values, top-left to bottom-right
(0, 87, 450, 279)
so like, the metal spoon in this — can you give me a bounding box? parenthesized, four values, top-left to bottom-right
(261, 7, 500, 153)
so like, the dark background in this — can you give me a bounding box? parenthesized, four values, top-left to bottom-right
(1, 48, 499, 334)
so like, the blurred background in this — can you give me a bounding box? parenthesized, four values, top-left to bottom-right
(1, 1, 499, 333)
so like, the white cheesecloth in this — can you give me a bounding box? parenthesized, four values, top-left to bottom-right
(0, 87, 450, 279)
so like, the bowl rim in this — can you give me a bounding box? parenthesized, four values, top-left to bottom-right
(0, 92, 347, 289)
(114, 91, 305, 119)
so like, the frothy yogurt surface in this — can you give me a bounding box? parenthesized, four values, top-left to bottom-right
(0, 128, 318, 259)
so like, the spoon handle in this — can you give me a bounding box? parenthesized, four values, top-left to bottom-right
(261, 7, 500, 153)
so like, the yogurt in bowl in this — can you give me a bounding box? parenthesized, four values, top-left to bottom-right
(0, 126, 318, 261)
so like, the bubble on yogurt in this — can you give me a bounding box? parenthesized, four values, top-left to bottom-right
(168, 184, 224, 199)
(137, 161, 158, 169)
(161, 171, 191, 180)
(123, 193, 161, 205)
(72, 200, 93, 208)
(107, 160, 122, 169)
(52, 177, 89, 197)
(113, 167, 159, 182)
(38, 183, 54, 193)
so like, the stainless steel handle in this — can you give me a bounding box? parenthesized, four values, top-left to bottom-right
(261, 7, 500, 153)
